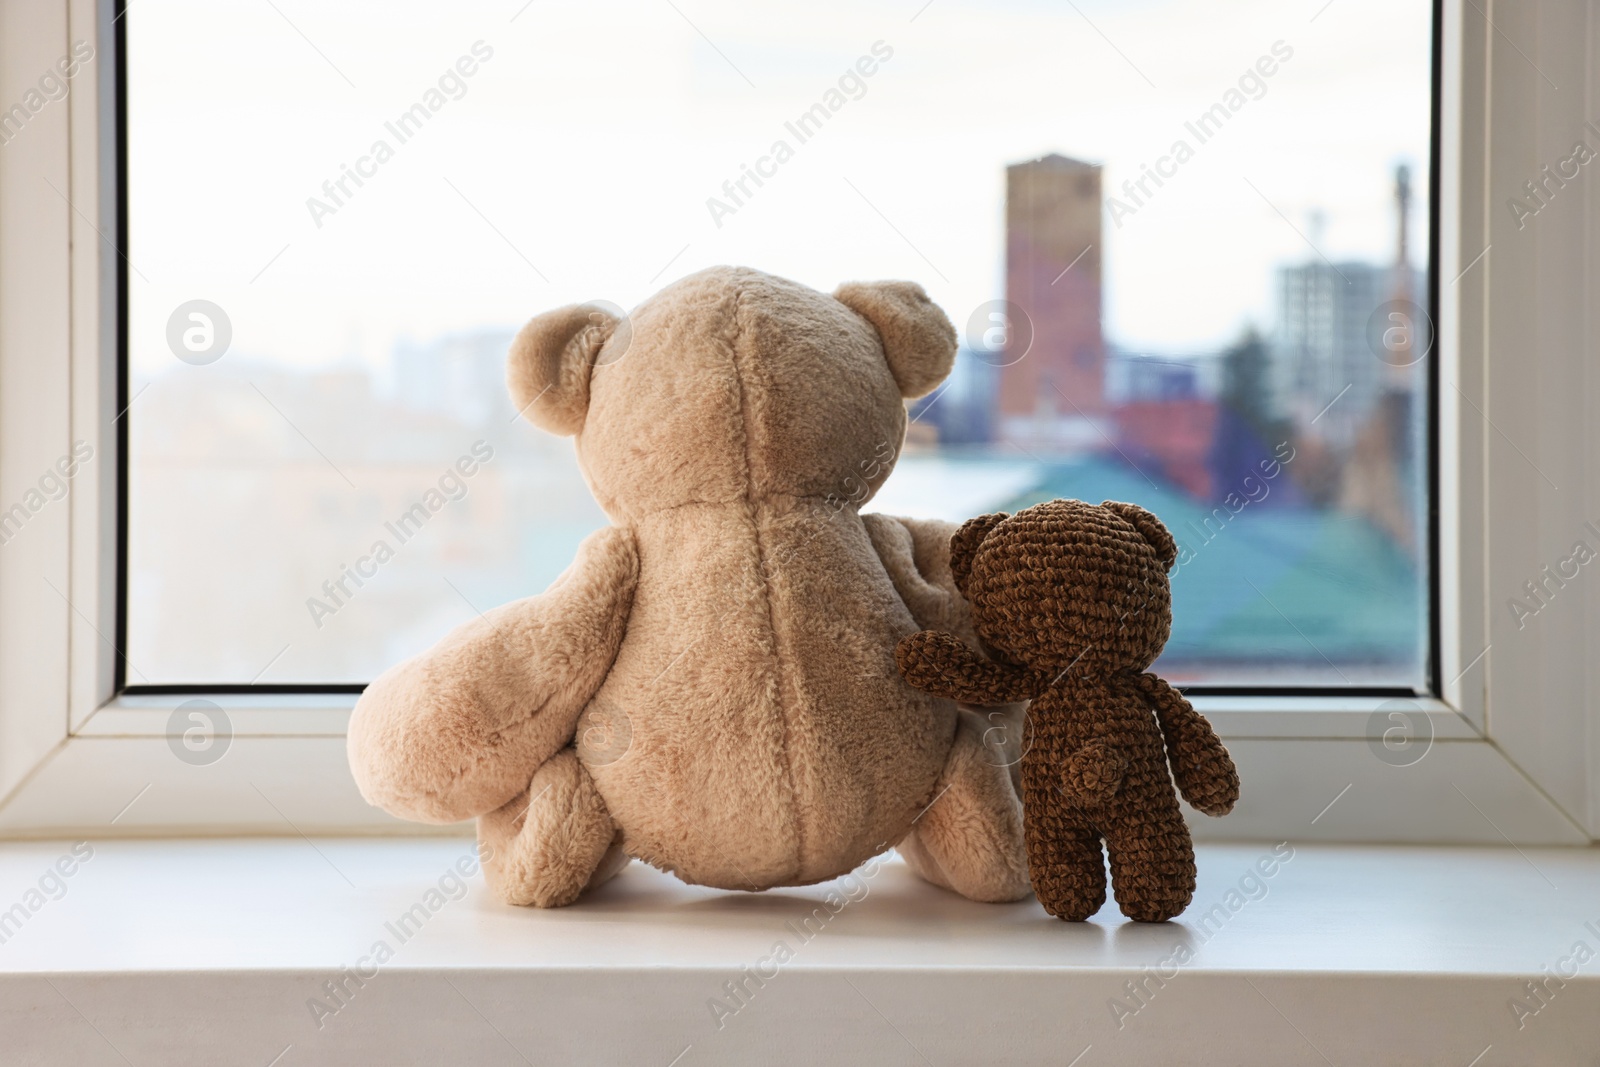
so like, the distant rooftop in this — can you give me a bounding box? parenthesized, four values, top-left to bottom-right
(1009, 152, 1101, 171)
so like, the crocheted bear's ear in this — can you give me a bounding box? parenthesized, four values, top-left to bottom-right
(1102, 500, 1177, 570)
(949, 512, 1009, 594)
(506, 303, 622, 436)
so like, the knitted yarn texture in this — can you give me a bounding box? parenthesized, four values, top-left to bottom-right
(896, 499, 1241, 922)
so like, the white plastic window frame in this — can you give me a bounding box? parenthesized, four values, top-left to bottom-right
(0, 0, 1592, 842)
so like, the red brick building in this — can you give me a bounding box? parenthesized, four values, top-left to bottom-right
(999, 154, 1107, 452)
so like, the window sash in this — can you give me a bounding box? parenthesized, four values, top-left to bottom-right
(0, 0, 1592, 843)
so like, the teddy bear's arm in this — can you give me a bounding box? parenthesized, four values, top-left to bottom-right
(862, 513, 980, 645)
(867, 513, 1035, 797)
(1136, 673, 1240, 817)
(347, 525, 638, 825)
(896, 630, 1046, 705)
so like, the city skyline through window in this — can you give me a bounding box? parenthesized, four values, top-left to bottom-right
(126, 0, 1434, 688)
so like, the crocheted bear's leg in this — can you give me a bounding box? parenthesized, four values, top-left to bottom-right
(1026, 814, 1107, 921)
(1104, 814, 1196, 923)
(477, 748, 629, 907)
(897, 710, 1032, 903)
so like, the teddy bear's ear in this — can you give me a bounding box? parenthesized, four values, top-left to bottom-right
(506, 303, 621, 436)
(1102, 500, 1178, 570)
(834, 280, 957, 399)
(949, 512, 1009, 593)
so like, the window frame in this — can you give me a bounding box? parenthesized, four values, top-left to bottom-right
(0, 0, 1591, 842)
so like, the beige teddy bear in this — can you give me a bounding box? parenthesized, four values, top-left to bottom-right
(347, 266, 1031, 907)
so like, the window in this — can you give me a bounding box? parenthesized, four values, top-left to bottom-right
(3, 0, 1594, 844)
(124, 0, 1433, 690)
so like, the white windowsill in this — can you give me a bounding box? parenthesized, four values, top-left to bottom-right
(1, 840, 1595, 1065)
(83, 691, 1472, 741)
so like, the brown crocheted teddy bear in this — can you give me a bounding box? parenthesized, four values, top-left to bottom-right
(895, 499, 1240, 922)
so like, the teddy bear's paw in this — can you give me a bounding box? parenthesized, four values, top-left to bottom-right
(1171, 746, 1240, 817)
(1038, 886, 1107, 923)
(1105, 827, 1197, 923)
(1028, 827, 1109, 921)
(478, 748, 622, 908)
(1060, 742, 1125, 806)
(897, 711, 1031, 903)
(894, 630, 972, 692)
(1117, 895, 1190, 923)
(1185, 777, 1240, 818)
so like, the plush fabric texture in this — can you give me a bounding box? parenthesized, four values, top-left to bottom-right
(506, 303, 619, 435)
(478, 749, 628, 908)
(348, 525, 639, 825)
(834, 280, 960, 399)
(347, 266, 1030, 906)
(895, 499, 1241, 922)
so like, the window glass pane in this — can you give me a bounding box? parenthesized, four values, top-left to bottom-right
(128, 0, 1432, 687)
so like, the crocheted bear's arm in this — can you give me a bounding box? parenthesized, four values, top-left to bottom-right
(896, 630, 1046, 706)
(1136, 672, 1240, 817)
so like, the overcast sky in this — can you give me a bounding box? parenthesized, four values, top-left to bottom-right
(128, 0, 1432, 374)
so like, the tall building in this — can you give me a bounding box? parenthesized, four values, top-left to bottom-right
(1274, 165, 1426, 451)
(998, 154, 1106, 452)
(1273, 261, 1422, 449)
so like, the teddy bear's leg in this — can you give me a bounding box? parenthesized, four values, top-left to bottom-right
(477, 748, 629, 907)
(1104, 816, 1196, 923)
(896, 711, 1031, 903)
(1027, 818, 1108, 922)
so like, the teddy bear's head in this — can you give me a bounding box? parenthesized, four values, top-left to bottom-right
(503, 266, 956, 521)
(950, 499, 1179, 674)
